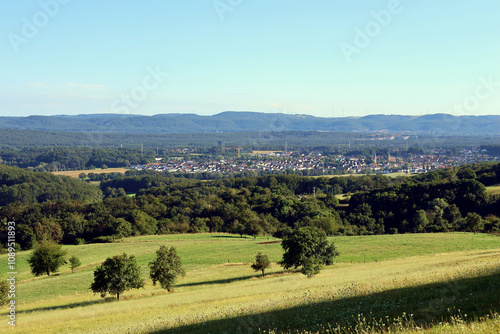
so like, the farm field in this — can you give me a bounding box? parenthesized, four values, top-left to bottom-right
(1, 233, 499, 333)
(486, 184, 500, 195)
(50, 167, 130, 178)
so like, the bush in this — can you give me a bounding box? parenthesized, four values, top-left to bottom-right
(91, 236, 118, 244)
(0, 279, 8, 306)
(74, 238, 86, 245)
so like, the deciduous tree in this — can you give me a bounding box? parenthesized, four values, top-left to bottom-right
(149, 246, 185, 292)
(279, 226, 338, 277)
(466, 212, 484, 234)
(90, 253, 144, 300)
(69, 256, 81, 273)
(27, 240, 67, 276)
(251, 252, 271, 277)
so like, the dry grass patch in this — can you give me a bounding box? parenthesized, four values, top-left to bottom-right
(50, 168, 129, 178)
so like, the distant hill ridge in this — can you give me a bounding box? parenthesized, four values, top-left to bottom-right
(0, 112, 498, 135)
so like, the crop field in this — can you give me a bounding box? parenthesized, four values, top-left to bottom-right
(50, 168, 130, 178)
(1, 233, 499, 333)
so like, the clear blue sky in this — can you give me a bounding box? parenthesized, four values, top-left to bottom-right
(1, 0, 499, 117)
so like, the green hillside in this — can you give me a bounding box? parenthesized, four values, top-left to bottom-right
(0, 164, 102, 206)
(1, 233, 499, 333)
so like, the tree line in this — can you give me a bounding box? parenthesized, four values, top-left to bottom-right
(1, 128, 497, 151)
(0, 147, 155, 172)
(1, 162, 498, 251)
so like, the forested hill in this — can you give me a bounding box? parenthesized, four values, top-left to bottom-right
(0, 165, 102, 206)
(0, 113, 499, 135)
(1, 162, 499, 249)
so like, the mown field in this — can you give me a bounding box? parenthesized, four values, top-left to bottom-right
(50, 167, 130, 178)
(486, 184, 500, 195)
(1, 233, 499, 333)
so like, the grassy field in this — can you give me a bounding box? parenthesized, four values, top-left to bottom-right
(50, 168, 130, 178)
(1, 233, 499, 333)
(486, 184, 500, 195)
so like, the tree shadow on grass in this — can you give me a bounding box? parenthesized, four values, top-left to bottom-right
(210, 235, 250, 239)
(177, 270, 299, 288)
(17, 299, 108, 314)
(177, 274, 260, 288)
(152, 271, 500, 333)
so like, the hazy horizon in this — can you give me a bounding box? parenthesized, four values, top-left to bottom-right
(1, 111, 500, 119)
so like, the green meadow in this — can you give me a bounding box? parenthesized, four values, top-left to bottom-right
(1, 233, 499, 333)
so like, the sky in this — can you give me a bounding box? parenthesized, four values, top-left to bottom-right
(1, 0, 499, 118)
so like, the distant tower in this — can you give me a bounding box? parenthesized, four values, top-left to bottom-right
(285, 141, 288, 154)
(237, 147, 241, 158)
(388, 153, 391, 164)
(374, 152, 377, 165)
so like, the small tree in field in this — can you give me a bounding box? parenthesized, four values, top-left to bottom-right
(466, 212, 484, 234)
(27, 240, 67, 276)
(90, 253, 144, 301)
(69, 256, 81, 273)
(279, 226, 339, 277)
(251, 252, 271, 277)
(149, 246, 185, 292)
